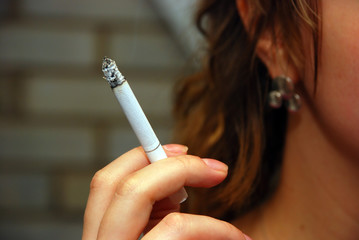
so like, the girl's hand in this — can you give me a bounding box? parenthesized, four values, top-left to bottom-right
(82, 144, 250, 240)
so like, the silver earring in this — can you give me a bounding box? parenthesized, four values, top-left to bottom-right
(286, 93, 301, 112)
(268, 76, 301, 112)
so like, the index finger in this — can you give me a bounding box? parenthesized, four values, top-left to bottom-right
(96, 155, 228, 240)
(82, 144, 188, 240)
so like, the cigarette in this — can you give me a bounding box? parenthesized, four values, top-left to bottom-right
(102, 57, 188, 204)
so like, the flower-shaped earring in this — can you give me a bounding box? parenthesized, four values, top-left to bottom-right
(268, 76, 301, 112)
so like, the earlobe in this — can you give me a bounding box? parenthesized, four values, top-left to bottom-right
(256, 34, 278, 76)
(261, 44, 299, 83)
(256, 39, 294, 80)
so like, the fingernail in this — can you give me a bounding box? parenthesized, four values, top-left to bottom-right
(244, 234, 252, 240)
(163, 144, 188, 153)
(202, 158, 228, 172)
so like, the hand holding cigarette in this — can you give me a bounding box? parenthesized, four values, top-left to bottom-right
(82, 145, 231, 239)
(81, 57, 237, 240)
(101, 57, 187, 203)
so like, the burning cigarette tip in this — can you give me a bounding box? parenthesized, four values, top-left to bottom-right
(102, 57, 126, 88)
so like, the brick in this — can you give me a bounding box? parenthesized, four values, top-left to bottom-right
(0, 25, 95, 66)
(0, 221, 82, 240)
(24, 75, 175, 117)
(24, 76, 118, 117)
(22, 0, 156, 21)
(108, 33, 185, 69)
(108, 126, 173, 160)
(0, 78, 12, 113)
(0, 124, 94, 165)
(60, 174, 91, 210)
(0, 174, 49, 209)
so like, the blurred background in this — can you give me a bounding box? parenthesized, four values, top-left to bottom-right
(0, 0, 200, 239)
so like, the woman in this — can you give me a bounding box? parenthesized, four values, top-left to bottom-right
(82, 0, 359, 239)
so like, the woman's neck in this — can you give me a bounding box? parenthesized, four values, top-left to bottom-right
(234, 102, 359, 240)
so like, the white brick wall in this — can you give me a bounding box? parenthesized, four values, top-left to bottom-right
(0, 222, 82, 240)
(108, 33, 185, 68)
(24, 74, 174, 117)
(0, 124, 95, 165)
(0, 25, 95, 66)
(0, 0, 189, 239)
(22, 0, 156, 21)
(0, 174, 49, 209)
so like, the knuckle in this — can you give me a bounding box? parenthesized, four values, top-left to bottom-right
(162, 212, 187, 233)
(115, 174, 142, 198)
(175, 155, 201, 171)
(90, 170, 114, 190)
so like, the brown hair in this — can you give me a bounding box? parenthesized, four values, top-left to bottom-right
(174, 0, 319, 220)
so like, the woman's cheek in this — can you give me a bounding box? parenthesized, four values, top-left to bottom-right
(310, 0, 359, 156)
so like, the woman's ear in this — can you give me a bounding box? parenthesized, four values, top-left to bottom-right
(236, 0, 298, 82)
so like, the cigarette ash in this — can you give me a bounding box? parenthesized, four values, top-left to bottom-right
(102, 57, 126, 88)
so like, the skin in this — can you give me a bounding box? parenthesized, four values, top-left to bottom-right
(82, 0, 359, 239)
(82, 144, 250, 240)
(234, 0, 359, 239)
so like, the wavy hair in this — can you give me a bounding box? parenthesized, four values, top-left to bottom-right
(174, 0, 320, 220)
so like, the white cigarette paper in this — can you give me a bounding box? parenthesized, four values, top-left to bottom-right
(102, 57, 188, 204)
